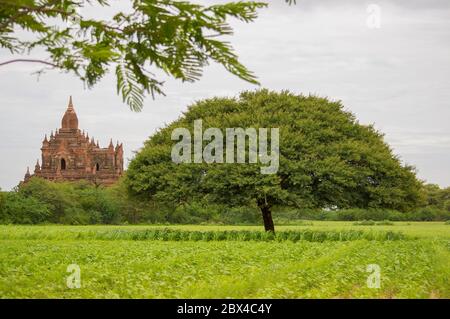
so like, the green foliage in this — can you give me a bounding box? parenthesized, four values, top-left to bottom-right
(335, 208, 397, 221)
(10, 177, 121, 224)
(1, 177, 445, 226)
(18, 177, 76, 222)
(0, 192, 51, 224)
(420, 184, 450, 217)
(146, 201, 261, 225)
(407, 207, 449, 221)
(126, 90, 424, 225)
(220, 206, 261, 225)
(106, 180, 159, 224)
(1, 177, 447, 224)
(1, 177, 263, 225)
(0, 190, 5, 216)
(0, 0, 267, 111)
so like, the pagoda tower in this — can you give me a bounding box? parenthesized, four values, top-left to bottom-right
(23, 97, 124, 186)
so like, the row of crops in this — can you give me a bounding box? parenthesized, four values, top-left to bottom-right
(0, 228, 408, 242)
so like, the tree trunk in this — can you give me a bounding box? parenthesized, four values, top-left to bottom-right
(260, 205, 275, 233)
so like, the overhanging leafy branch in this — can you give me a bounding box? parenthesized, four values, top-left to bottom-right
(0, 0, 270, 111)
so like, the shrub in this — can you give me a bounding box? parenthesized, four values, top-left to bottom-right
(0, 192, 51, 224)
(8, 177, 122, 225)
(59, 207, 91, 225)
(335, 208, 401, 221)
(353, 220, 376, 226)
(221, 206, 260, 225)
(406, 207, 447, 221)
(385, 210, 407, 221)
(18, 177, 75, 222)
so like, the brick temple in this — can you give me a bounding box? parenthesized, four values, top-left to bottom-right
(23, 97, 124, 186)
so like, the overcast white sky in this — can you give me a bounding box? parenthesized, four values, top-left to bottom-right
(1, 0, 450, 190)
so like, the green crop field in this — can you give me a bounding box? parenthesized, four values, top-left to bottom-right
(0, 222, 449, 298)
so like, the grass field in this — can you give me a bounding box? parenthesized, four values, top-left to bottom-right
(0, 222, 449, 298)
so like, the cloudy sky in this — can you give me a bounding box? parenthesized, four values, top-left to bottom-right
(1, 0, 450, 190)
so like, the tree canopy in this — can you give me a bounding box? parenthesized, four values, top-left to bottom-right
(0, 0, 269, 111)
(125, 89, 424, 231)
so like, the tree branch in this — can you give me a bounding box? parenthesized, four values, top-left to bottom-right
(0, 0, 69, 30)
(0, 59, 58, 68)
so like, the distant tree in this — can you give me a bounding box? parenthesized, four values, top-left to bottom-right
(442, 188, 450, 212)
(422, 183, 450, 212)
(125, 90, 424, 232)
(0, 0, 267, 111)
(422, 184, 442, 207)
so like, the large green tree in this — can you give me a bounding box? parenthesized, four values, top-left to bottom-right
(0, 0, 268, 110)
(125, 90, 424, 232)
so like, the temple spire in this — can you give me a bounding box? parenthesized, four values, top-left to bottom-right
(68, 95, 74, 110)
(62, 95, 78, 129)
(24, 166, 31, 180)
(34, 160, 41, 173)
